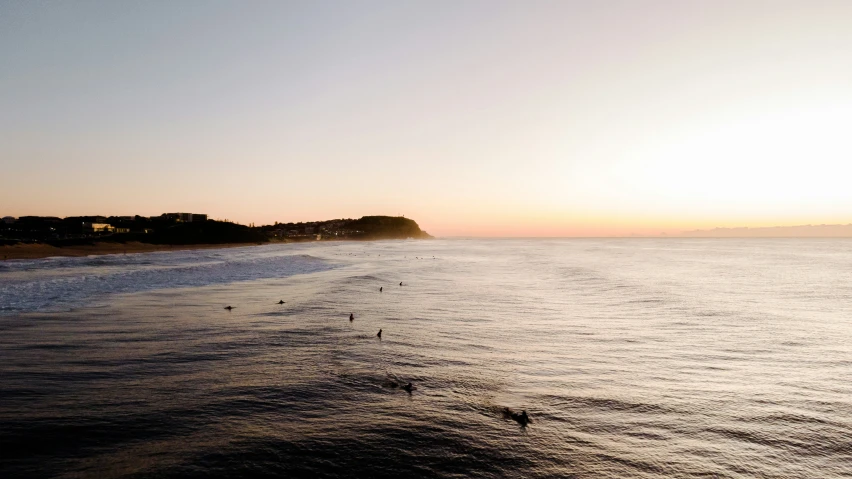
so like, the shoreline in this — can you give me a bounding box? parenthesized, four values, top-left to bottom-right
(0, 241, 267, 261)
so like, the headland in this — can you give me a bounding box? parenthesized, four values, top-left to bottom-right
(0, 214, 431, 260)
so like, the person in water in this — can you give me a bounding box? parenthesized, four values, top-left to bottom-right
(503, 407, 532, 426)
(402, 382, 414, 393)
(377, 329, 382, 338)
(349, 313, 354, 321)
(224, 306, 234, 310)
(399, 282, 403, 286)
(380, 287, 383, 292)
(278, 300, 285, 304)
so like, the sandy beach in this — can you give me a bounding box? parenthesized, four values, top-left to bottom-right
(0, 241, 265, 261)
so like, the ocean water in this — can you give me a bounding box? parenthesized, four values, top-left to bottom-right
(1, 239, 850, 478)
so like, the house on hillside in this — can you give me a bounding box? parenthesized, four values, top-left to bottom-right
(83, 223, 114, 233)
(162, 213, 207, 223)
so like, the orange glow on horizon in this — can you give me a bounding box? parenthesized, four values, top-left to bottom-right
(3, 2, 852, 236)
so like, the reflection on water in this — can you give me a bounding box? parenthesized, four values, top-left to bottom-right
(1, 239, 851, 478)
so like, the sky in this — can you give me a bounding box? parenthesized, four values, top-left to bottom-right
(2, 0, 851, 237)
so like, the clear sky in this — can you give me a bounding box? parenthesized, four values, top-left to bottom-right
(2, 0, 851, 236)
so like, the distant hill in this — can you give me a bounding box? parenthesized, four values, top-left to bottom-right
(344, 216, 432, 239)
(259, 215, 432, 241)
(1, 214, 431, 246)
(678, 224, 852, 238)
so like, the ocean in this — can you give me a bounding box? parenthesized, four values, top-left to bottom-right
(1, 239, 850, 478)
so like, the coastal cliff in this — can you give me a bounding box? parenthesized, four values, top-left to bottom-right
(333, 216, 432, 240)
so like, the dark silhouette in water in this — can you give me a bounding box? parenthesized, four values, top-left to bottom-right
(349, 313, 354, 321)
(380, 287, 383, 292)
(277, 300, 285, 304)
(224, 306, 234, 310)
(384, 380, 414, 392)
(377, 329, 382, 338)
(399, 282, 403, 286)
(503, 407, 532, 426)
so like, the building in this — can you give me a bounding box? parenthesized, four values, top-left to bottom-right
(162, 213, 187, 222)
(162, 213, 207, 223)
(83, 223, 114, 233)
(1, 216, 14, 224)
(113, 227, 130, 234)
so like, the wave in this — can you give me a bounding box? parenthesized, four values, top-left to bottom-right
(0, 251, 336, 316)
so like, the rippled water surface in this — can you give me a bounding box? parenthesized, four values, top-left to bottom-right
(1, 239, 851, 478)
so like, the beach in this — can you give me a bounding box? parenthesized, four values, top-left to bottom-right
(0, 241, 266, 261)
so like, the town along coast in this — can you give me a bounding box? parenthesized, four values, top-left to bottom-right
(1, 215, 432, 260)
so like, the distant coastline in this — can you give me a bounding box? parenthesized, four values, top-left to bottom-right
(674, 224, 852, 238)
(0, 241, 265, 261)
(0, 241, 269, 261)
(0, 215, 432, 260)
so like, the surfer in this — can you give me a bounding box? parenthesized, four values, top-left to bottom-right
(503, 407, 532, 426)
